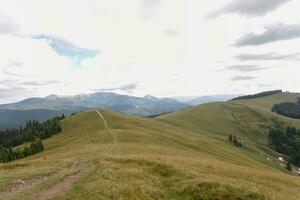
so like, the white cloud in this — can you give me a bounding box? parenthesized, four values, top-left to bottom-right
(0, 0, 300, 103)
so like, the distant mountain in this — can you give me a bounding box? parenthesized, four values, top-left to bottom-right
(0, 109, 78, 129)
(172, 94, 240, 105)
(0, 92, 189, 129)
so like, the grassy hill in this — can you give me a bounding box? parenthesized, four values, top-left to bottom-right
(0, 93, 300, 200)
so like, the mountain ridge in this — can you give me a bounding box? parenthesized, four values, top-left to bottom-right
(0, 92, 189, 129)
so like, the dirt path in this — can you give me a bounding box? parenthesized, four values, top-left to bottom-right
(34, 110, 117, 200)
(96, 110, 117, 153)
(1, 110, 116, 200)
(35, 167, 89, 200)
(0, 175, 50, 199)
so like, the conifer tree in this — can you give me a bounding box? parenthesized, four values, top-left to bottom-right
(286, 162, 292, 171)
(228, 134, 233, 142)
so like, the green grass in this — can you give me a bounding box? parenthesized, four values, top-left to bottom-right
(0, 93, 300, 199)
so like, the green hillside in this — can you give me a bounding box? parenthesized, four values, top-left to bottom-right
(233, 92, 300, 111)
(0, 93, 300, 200)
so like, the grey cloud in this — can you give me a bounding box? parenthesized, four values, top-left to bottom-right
(0, 15, 18, 34)
(1, 70, 25, 77)
(207, 0, 290, 19)
(94, 83, 138, 92)
(0, 79, 18, 87)
(225, 65, 264, 72)
(0, 86, 39, 104)
(0, 87, 28, 100)
(231, 76, 256, 81)
(10, 62, 23, 67)
(0, 79, 60, 87)
(235, 23, 300, 46)
(139, 0, 162, 20)
(258, 83, 274, 87)
(164, 30, 180, 37)
(22, 80, 61, 86)
(118, 83, 138, 91)
(236, 52, 300, 61)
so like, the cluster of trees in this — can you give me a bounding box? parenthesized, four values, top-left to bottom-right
(272, 99, 300, 119)
(0, 115, 64, 148)
(0, 139, 44, 163)
(231, 90, 282, 101)
(0, 115, 64, 163)
(228, 134, 242, 147)
(268, 126, 300, 166)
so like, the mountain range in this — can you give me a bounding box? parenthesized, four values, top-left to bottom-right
(0, 92, 189, 129)
(0, 92, 244, 130)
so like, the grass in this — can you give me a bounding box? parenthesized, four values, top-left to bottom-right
(175, 182, 267, 200)
(0, 93, 300, 199)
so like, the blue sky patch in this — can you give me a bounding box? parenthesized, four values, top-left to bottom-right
(34, 34, 99, 65)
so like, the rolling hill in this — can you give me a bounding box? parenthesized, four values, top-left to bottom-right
(0, 92, 188, 129)
(172, 94, 240, 105)
(0, 92, 300, 200)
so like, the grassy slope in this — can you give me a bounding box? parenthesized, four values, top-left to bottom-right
(0, 93, 300, 199)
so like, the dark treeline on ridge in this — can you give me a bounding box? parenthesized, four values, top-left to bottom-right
(231, 90, 282, 101)
(272, 99, 300, 119)
(268, 126, 300, 167)
(0, 115, 65, 163)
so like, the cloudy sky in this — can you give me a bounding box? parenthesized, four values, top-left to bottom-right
(0, 0, 300, 103)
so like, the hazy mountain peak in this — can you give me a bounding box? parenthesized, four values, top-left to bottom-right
(144, 95, 158, 100)
(45, 94, 61, 100)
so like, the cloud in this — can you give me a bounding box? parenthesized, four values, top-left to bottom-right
(235, 52, 300, 61)
(0, 86, 35, 103)
(164, 29, 180, 37)
(225, 65, 264, 72)
(0, 14, 18, 34)
(0, 78, 60, 87)
(22, 80, 61, 86)
(235, 23, 300, 46)
(0, 78, 17, 86)
(207, 0, 291, 19)
(258, 83, 274, 87)
(33, 35, 99, 62)
(139, 0, 162, 20)
(94, 83, 138, 93)
(230, 76, 256, 81)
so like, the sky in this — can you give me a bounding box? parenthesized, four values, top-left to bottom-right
(0, 0, 300, 103)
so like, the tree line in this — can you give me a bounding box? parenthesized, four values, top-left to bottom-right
(268, 126, 300, 166)
(0, 139, 44, 163)
(0, 115, 65, 163)
(272, 98, 300, 119)
(231, 90, 282, 101)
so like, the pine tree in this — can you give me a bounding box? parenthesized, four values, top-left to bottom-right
(233, 136, 238, 147)
(228, 134, 233, 142)
(238, 141, 242, 147)
(286, 162, 292, 171)
(23, 146, 32, 157)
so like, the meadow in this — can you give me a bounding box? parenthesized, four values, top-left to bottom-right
(0, 93, 300, 199)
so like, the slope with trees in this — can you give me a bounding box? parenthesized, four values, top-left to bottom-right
(0, 115, 64, 163)
(272, 98, 300, 119)
(231, 90, 282, 101)
(268, 126, 300, 166)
